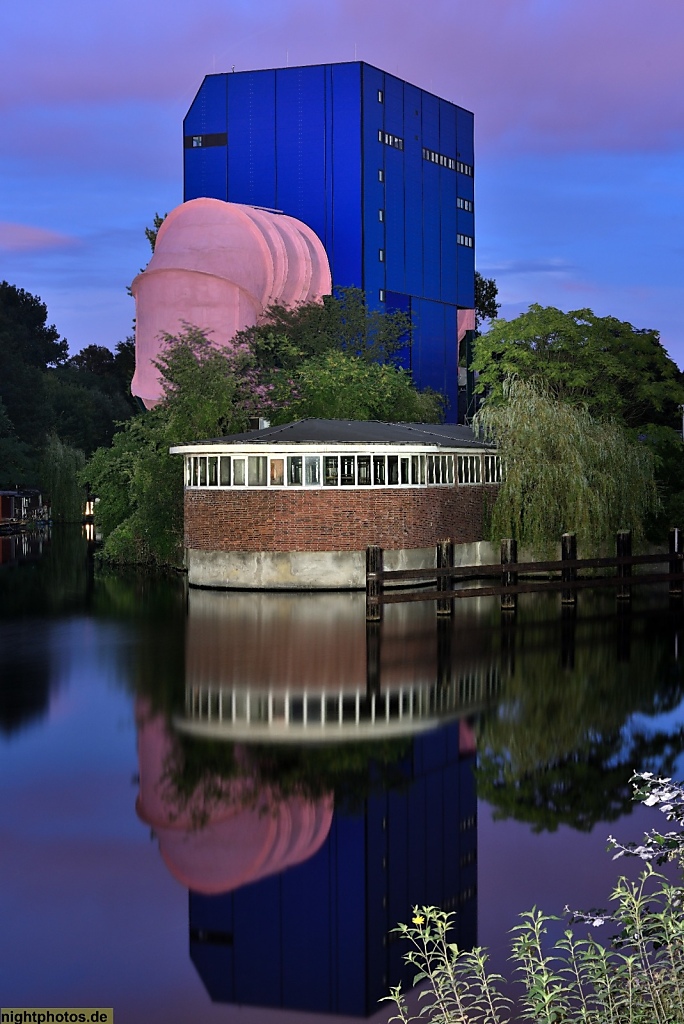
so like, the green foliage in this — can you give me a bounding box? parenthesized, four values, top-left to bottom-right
(271, 350, 444, 423)
(84, 325, 271, 567)
(0, 398, 33, 487)
(237, 286, 414, 367)
(473, 377, 659, 553)
(145, 212, 167, 253)
(387, 861, 684, 1022)
(40, 434, 86, 522)
(85, 311, 443, 566)
(474, 271, 500, 327)
(0, 281, 137, 483)
(472, 304, 684, 430)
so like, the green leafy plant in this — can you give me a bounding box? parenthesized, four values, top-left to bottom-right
(385, 776, 684, 1023)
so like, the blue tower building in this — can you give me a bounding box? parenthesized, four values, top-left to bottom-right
(183, 61, 475, 416)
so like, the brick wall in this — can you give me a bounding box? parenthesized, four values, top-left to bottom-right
(184, 485, 498, 553)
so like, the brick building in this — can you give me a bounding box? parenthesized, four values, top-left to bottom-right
(171, 419, 499, 589)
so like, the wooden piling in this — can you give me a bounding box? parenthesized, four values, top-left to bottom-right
(366, 545, 384, 621)
(501, 538, 518, 612)
(436, 538, 454, 617)
(616, 530, 632, 601)
(561, 532, 577, 606)
(670, 527, 683, 598)
(366, 621, 382, 695)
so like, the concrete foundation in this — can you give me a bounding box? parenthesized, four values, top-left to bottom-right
(186, 541, 499, 590)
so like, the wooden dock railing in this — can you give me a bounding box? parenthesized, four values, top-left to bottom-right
(366, 528, 684, 621)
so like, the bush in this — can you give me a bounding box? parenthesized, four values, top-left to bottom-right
(386, 774, 684, 1024)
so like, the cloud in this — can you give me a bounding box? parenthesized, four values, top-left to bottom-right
(480, 258, 577, 277)
(2, 0, 684, 157)
(0, 222, 80, 252)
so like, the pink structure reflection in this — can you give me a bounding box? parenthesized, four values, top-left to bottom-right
(135, 700, 333, 895)
(130, 198, 332, 409)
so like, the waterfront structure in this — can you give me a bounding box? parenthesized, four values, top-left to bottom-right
(171, 418, 500, 590)
(183, 62, 475, 416)
(130, 198, 331, 409)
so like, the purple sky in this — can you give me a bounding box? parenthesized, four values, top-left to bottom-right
(1, 0, 683, 365)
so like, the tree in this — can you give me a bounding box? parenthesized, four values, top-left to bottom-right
(473, 377, 659, 553)
(474, 271, 499, 327)
(270, 350, 444, 423)
(0, 281, 68, 370)
(84, 326, 274, 567)
(145, 212, 167, 254)
(237, 287, 414, 368)
(472, 304, 684, 430)
(0, 398, 33, 487)
(40, 434, 86, 522)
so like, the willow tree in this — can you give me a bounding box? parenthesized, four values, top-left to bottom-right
(40, 434, 87, 522)
(473, 377, 659, 553)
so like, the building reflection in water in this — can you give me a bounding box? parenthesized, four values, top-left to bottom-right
(136, 589, 501, 1016)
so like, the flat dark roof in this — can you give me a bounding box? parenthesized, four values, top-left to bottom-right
(189, 419, 493, 449)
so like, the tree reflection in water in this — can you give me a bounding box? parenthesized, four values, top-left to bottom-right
(476, 593, 684, 831)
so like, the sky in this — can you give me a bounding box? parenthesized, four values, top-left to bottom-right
(1, 0, 683, 365)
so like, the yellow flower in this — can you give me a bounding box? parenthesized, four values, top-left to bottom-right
(412, 914, 425, 926)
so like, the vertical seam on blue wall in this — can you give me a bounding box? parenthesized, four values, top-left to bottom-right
(359, 61, 365, 301)
(224, 74, 229, 200)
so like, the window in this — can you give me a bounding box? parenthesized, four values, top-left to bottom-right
(378, 208, 384, 222)
(457, 233, 474, 248)
(457, 454, 481, 484)
(379, 289, 385, 302)
(378, 168, 384, 182)
(357, 455, 371, 485)
(248, 456, 267, 486)
(379, 130, 404, 150)
(377, 89, 384, 103)
(457, 197, 474, 212)
(422, 146, 456, 171)
(304, 455, 321, 485)
(484, 454, 503, 483)
(287, 456, 303, 486)
(183, 447, 481, 489)
(379, 248, 385, 262)
(341, 455, 355, 486)
(184, 133, 228, 149)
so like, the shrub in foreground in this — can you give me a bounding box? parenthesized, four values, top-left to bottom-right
(386, 773, 684, 1024)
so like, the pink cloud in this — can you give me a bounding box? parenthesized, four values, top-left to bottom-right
(0, 222, 79, 252)
(2, 0, 681, 156)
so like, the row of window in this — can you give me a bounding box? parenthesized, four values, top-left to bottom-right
(457, 233, 474, 248)
(422, 147, 474, 176)
(184, 131, 474, 179)
(457, 196, 474, 212)
(184, 133, 228, 149)
(378, 130, 404, 150)
(185, 452, 501, 489)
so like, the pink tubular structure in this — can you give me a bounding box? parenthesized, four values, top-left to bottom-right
(130, 198, 332, 409)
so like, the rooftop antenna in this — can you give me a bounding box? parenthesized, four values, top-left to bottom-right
(232, 65, 235, 73)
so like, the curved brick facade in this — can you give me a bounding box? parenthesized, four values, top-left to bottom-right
(184, 484, 497, 553)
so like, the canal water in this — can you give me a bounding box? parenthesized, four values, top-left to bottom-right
(2, 527, 684, 1023)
